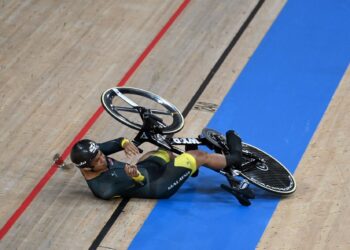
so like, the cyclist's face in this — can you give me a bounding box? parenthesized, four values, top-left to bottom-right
(90, 151, 107, 171)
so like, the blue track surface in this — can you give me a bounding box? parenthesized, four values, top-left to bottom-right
(130, 0, 350, 249)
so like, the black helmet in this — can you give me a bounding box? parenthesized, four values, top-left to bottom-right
(70, 139, 99, 168)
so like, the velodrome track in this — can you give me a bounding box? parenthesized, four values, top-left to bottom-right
(0, 0, 349, 249)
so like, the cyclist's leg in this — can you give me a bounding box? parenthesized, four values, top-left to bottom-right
(147, 151, 231, 198)
(185, 150, 227, 171)
(225, 130, 242, 167)
(146, 153, 196, 198)
(185, 130, 242, 170)
(137, 149, 175, 163)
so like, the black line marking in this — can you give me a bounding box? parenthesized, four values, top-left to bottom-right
(89, 198, 129, 250)
(89, 1, 265, 249)
(182, 0, 265, 117)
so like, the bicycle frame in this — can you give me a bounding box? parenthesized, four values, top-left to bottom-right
(132, 115, 264, 179)
(130, 107, 206, 153)
(133, 129, 205, 155)
(132, 121, 244, 182)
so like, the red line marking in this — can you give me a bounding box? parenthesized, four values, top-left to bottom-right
(0, 0, 190, 240)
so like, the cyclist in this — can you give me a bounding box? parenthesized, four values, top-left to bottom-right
(70, 131, 242, 200)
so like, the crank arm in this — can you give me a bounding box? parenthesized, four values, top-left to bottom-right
(221, 184, 251, 206)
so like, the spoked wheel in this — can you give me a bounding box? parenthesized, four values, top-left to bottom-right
(101, 87, 184, 134)
(201, 128, 296, 195)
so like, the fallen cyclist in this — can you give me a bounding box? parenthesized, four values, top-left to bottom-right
(70, 131, 242, 199)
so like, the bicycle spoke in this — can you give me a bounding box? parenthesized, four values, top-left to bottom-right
(113, 106, 139, 113)
(150, 109, 172, 116)
(112, 88, 139, 107)
(112, 106, 172, 116)
(101, 87, 184, 134)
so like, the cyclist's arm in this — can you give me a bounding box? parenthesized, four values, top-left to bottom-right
(98, 137, 129, 155)
(87, 167, 147, 200)
(88, 178, 136, 200)
(125, 164, 146, 185)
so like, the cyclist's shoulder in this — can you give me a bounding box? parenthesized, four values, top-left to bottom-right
(80, 168, 107, 181)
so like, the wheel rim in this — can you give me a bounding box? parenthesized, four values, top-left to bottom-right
(101, 87, 184, 134)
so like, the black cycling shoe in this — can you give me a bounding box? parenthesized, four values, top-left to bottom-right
(225, 130, 242, 170)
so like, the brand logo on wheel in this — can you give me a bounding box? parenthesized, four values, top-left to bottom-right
(256, 163, 269, 171)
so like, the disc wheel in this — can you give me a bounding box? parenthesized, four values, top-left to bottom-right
(101, 87, 184, 134)
(201, 128, 296, 195)
(240, 144, 296, 195)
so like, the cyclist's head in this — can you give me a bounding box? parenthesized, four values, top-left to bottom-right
(70, 139, 99, 168)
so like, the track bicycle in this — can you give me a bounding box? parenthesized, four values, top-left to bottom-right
(101, 87, 296, 206)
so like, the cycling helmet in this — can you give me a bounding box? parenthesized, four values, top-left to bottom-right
(70, 139, 99, 168)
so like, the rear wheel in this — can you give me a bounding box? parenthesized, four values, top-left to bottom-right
(201, 128, 296, 195)
(240, 143, 296, 195)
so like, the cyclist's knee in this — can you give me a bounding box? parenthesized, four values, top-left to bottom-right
(186, 150, 209, 166)
(174, 152, 197, 175)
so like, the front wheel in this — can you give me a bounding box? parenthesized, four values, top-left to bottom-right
(101, 87, 184, 134)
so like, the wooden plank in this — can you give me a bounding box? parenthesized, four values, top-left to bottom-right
(257, 65, 350, 249)
(0, 0, 182, 248)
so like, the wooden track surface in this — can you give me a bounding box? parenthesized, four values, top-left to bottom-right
(1, 0, 348, 249)
(0, 1, 184, 248)
(257, 65, 350, 249)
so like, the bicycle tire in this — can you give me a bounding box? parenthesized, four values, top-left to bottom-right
(101, 87, 184, 134)
(201, 128, 296, 195)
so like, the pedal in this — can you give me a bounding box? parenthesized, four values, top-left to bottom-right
(221, 184, 251, 206)
(238, 180, 255, 199)
(224, 172, 255, 198)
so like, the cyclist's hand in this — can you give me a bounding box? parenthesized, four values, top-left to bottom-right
(125, 164, 139, 177)
(123, 141, 140, 157)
